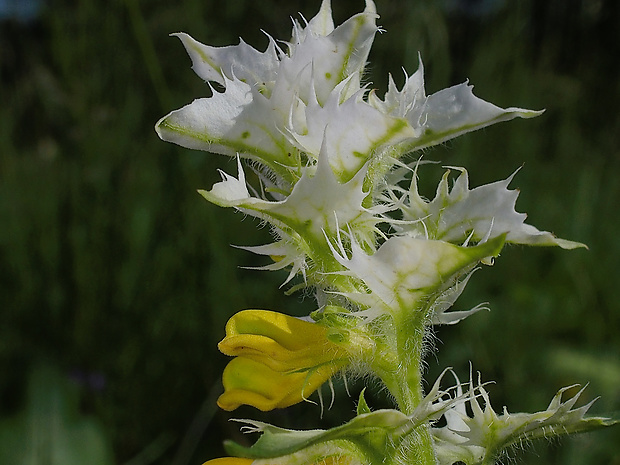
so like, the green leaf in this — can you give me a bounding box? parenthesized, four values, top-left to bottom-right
(224, 409, 409, 459)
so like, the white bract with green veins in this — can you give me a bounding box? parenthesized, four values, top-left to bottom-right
(155, 1, 615, 464)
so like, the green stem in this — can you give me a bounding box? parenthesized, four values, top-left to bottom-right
(375, 312, 437, 465)
(313, 231, 437, 463)
(376, 312, 425, 413)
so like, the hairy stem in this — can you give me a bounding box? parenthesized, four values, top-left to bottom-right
(374, 312, 437, 465)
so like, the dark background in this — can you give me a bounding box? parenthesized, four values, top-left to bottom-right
(1, 0, 619, 463)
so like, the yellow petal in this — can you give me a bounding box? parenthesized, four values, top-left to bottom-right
(218, 310, 348, 373)
(221, 310, 329, 350)
(217, 356, 344, 411)
(203, 459, 253, 465)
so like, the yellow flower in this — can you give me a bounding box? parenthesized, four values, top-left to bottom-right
(203, 459, 253, 465)
(217, 310, 348, 411)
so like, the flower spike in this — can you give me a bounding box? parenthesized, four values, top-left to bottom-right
(154, 2, 611, 465)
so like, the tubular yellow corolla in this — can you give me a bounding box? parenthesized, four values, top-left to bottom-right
(217, 310, 348, 411)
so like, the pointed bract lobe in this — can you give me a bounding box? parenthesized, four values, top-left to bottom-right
(171, 32, 280, 86)
(368, 60, 544, 155)
(393, 167, 586, 249)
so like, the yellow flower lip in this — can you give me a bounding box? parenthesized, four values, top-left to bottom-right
(217, 310, 349, 411)
(218, 310, 344, 371)
(218, 357, 344, 411)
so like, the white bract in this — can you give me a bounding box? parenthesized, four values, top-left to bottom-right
(157, 0, 540, 183)
(433, 376, 612, 465)
(155, 0, 575, 297)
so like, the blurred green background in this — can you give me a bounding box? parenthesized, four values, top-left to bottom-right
(1, 0, 618, 463)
